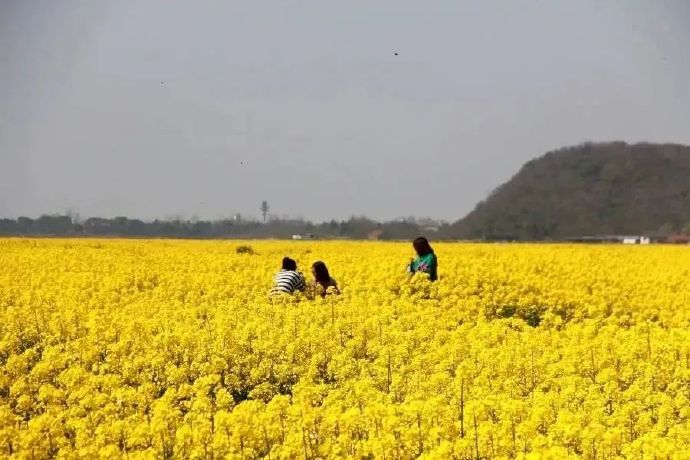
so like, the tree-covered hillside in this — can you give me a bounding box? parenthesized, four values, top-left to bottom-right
(451, 142, 690, 240)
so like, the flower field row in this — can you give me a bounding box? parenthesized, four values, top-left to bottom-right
(1, 239, 689, 458)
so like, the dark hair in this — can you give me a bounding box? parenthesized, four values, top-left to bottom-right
(312, 261, 331, 284)
(412, 237, 434, 256)
(282, 257, 297, 271)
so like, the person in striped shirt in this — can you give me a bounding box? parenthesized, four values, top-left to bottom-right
(270, 257, 306, 296)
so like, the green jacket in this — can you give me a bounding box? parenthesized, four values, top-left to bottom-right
(408, 252, 438, 281)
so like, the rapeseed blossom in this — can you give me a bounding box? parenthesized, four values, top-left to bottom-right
(1, 239, 690, 458)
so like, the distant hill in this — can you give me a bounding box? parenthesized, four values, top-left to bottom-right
(451, 142, 690, 240)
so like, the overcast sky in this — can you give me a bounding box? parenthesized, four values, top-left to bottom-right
(1, 1, 689, 222)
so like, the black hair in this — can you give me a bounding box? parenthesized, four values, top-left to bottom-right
(282, 257, 297, 271)
(412, 237, 434, 256)
(312, 261, 331, 285)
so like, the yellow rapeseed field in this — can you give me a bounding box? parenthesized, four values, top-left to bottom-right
(1, 238, 690, 459)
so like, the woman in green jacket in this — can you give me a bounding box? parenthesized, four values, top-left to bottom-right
(407, 237, 438, 281)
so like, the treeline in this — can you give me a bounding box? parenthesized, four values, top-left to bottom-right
(0, 215, 454, 240)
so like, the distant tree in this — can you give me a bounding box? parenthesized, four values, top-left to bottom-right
(36, 215, 72, 234)
(340, 216, 379, 239)
(261, 201, 269, 223)
(380, 219, 421, 240)
(658, 222, 675, 237)
(16, 217, 34, 233)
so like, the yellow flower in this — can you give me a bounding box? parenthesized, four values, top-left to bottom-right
(1, 239, 690, 457)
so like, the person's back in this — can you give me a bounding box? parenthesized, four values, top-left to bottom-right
(270, 257, 306, 296)
(310, 261, 341, 298)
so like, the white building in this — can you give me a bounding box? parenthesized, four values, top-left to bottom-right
(292, 233, 315, 240)
(622, 236, 650, 244)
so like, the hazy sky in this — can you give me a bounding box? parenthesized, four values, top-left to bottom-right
(2, 1, 689, 222)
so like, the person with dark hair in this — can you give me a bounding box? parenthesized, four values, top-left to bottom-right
(407, 237, 438, 281)
(270, 257, 306, 296)
(310, 261, 340, 298)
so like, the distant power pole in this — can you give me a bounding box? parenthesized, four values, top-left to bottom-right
(261, 201, 269, 223)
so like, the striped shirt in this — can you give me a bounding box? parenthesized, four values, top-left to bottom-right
(270, 269, 306, 295)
